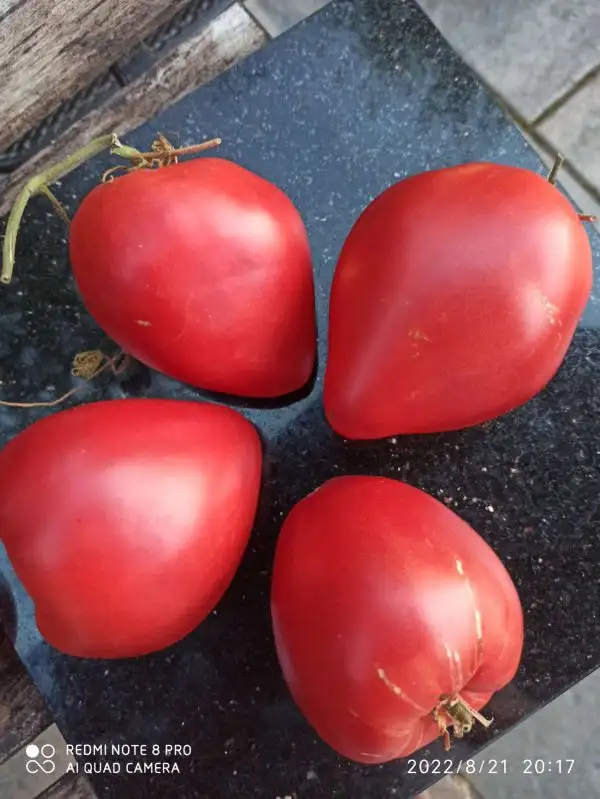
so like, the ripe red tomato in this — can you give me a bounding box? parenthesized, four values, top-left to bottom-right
(324, 163, 592, 438)
(271, 476, 524, 763)
(69, 158, 316, 397)
(0, 399, 262, 658)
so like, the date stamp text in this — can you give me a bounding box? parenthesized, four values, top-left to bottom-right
(406, 758, 576, 776)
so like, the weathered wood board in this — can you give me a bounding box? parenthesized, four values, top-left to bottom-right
(0, 0, 193, 152)
(0, 3, 267, 217)
(0, 636, 98, 798)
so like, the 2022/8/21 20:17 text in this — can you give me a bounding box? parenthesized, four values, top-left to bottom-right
(407, 759, 576, 775)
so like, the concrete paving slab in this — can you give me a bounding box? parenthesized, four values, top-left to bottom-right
(417, 0, 600, 121)
(243, 0, 332, 37)
(468, 668, 600, 799)
(539, 71, 600, 195)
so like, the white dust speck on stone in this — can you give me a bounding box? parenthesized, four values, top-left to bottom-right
(486, 505, 495, 512)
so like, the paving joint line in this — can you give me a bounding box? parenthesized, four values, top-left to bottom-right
(532, 61, 600, 127)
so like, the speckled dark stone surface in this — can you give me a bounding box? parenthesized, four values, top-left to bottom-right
(1, 1, 599, 797)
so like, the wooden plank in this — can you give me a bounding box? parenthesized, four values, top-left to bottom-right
(0, 723, 79, 799)
(0, 2, 267, 217)
(0, 629, 95, 798)
(0, 576, 16, 646)
(40, 772, 98, 798)
(115, 0, 235, 83)
(0, 0, 192, 152)
(0, 637, 51, 767)
(0, 0, 26, 23)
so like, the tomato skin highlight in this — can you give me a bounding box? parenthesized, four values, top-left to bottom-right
(271, 476, 524, 763)
(324, 163, 593, 438)
(69, 158, 316, 398)
(0, 399, 262, 658)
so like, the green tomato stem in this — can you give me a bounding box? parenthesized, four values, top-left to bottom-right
(110, 142, 148, 161)
(38, 186, 72, 226)
(2, 185, 34, 285)
(1, 133, 145, 285)
(1, 133, 220, 286)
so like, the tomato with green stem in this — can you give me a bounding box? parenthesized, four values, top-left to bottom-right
(2, 134, 316, 399)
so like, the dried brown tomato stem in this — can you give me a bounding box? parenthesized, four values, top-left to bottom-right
(432, 693, 493, 752)
(0, 350, 126, 409)
(546, 155, 596, 224)
(547, 153, 565, 185)
(111, 137, 222, 168)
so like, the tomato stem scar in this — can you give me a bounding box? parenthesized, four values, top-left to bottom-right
(432, 694, 493, 751)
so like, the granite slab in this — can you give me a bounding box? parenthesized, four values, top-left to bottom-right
(0, 1, 599, 797)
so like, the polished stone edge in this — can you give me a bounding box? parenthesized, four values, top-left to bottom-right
(0, 3, 268, 218)
(243, 0, 333, 37)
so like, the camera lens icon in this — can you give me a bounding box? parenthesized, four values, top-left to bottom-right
(25, 743, 56, 774)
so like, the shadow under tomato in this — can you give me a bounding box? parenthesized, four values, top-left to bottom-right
(115, 351, 319, 411)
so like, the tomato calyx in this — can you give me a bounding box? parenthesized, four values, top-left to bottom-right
(101, 134, 221, 182)
(432, 693, 493, 752)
